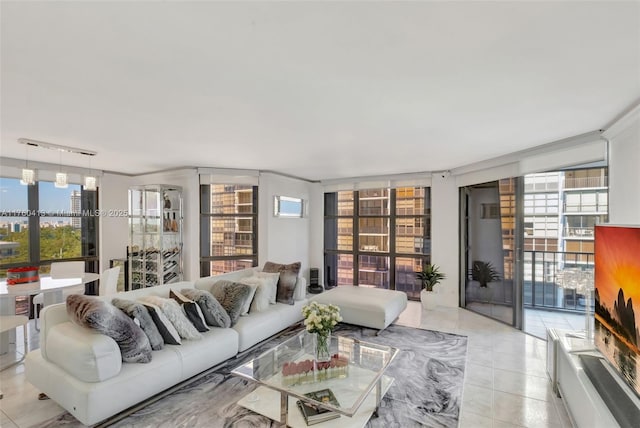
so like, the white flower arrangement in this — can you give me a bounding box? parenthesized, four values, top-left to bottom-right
(301, 301, 342, 335)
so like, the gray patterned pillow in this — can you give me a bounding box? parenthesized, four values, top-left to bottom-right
(210, 280, 252, 326)
(112, 298, 164, 350)
(138, 296, 202, 340)
(180, 288, 231, 328)
(66, 294, 152, 363)
(263, 261, 301, 305)
(169, 289, 209, 333)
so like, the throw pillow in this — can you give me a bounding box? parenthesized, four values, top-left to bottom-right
(112, 298, 164, 350)
(293, 276, 306, 301)
(169, 289, 209, 333)
(210, 280, 252, 326)
(66, 294, 152, 363)
(140, 302, 181, 345)
(253, 271, 280, 304)
(138, 296, 202, 340)
(180, 288, 231, 328)
(238, 276, 270, 313)
(240, 281, 258, 316)
(263, 261, 301, 305)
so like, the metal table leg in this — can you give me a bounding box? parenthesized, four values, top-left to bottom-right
(279, 391, 289, 426)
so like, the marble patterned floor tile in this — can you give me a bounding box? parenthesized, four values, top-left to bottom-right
(493, 368, 555, 402)
(464, 362, 494, 389)
(461, 384, 493, 417)
(493, 420, 526, 428)
(459, 409, 493, 428)
(491, 352, 548, 378)
(493, 390, 563, 428)
(466, 346, 494, 369)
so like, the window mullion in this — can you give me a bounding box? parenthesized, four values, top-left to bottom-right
(353, 191, 359, 286)
(28, 183, 39, 265)
(389, 189, 396, 290)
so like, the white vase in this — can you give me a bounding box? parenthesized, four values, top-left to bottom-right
(420, 289, 437, 310)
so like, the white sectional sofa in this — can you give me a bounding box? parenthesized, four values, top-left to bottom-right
(25, 268, 308, 426)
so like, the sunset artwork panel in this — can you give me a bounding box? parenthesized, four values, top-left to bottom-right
(594, 225, 640, 398)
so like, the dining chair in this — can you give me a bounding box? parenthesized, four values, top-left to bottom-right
(33, 261, 86, 330)
(0, 315, 29, 399)
(99, 266, 121, 297)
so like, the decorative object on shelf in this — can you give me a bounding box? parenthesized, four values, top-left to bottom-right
(416, 263, 446, 310)
(302, 301, 342, 363)
(163, 192, 171, 209)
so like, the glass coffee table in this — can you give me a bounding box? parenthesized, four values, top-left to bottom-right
(232, 330, 399, 427)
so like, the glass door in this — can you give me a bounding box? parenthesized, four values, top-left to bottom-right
(460, 178, 524, 327)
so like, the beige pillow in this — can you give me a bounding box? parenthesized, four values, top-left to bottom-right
(238, 276, 270, 313)
(253, 271, 280, 304)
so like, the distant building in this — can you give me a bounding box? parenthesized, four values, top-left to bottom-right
(0, 241, 19, 258)
(70, 190, 81, 228)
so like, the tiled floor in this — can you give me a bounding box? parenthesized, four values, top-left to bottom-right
(1, 302, 575, 427)
(524, 308, 586, 340)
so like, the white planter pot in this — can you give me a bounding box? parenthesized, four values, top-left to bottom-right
(420, 289, 438, 310)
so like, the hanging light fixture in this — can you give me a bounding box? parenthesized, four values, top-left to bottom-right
(84, 153, 97, 191)
(84, 176, 97, 191)
(20, 143, 36, 185)
(18, 138, 97, 188)
(54, 150, 68, 188)
(21, 168, 36, 185)
(55, 172, 68, 188)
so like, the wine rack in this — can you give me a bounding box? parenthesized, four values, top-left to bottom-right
(128, 185, 183, 289)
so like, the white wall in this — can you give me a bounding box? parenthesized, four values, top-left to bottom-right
(309, 183, 325, 283)
(258, 172, 313, 282)
(98, 173, 132, 270)
(604, 107, 640, 224)
(430, 173, 459, 307)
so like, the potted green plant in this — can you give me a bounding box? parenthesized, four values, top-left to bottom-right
(471, 261, 501, 302)
(416, 263, 446, 310)
(471, 261, 501, 287)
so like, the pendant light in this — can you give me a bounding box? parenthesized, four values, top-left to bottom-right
(20, 143, 36, 185)
(84, 175, 97, 191)
(84, 154, 97, 191)
(54, 150, 68, 188)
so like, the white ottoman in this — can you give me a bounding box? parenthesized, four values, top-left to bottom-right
(310, 286, 407, 333)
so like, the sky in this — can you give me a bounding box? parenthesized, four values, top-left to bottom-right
(0, 177, 80, 219)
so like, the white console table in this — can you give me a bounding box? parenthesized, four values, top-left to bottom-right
(549, 328, 640, 428)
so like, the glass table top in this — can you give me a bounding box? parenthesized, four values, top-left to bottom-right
(231, 330, 399, 417)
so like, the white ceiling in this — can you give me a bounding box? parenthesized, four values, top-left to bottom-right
(1, 1, 639, 181)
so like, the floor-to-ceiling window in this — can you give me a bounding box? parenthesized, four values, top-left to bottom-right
(0, 177, 99, 315)
(324, 187, 431, 300)
(522, 167, 608, 338)
(199, 184, 258, 275)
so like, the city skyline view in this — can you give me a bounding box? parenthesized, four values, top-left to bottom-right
(0, 178, 82, 225)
